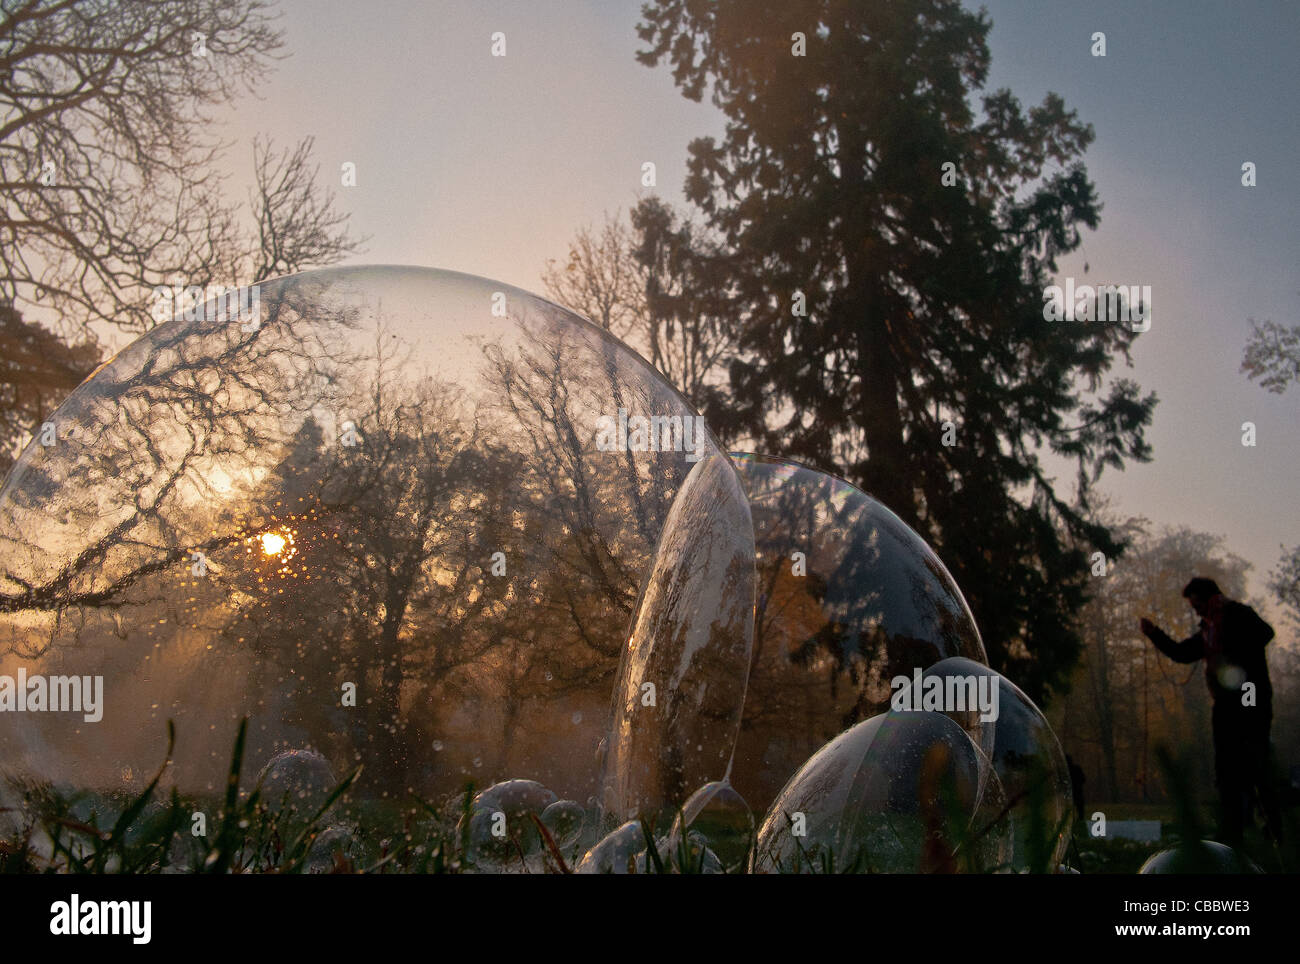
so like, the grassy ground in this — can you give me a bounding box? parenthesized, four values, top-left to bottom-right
(4, 722, 1295, 873)
(1071, 746, 1300, 874)
(1072, 820, 1291, 874)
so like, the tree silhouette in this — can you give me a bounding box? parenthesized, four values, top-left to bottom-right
(1242, 317, 1300, 396)
(0, 304, 99, 475)
(634, 0, 1156, 703)
(542, 200, 740, 421)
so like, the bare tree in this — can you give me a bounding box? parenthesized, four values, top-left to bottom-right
(541, 200, 740, 427)
(0, 0, 362, 338)
(540, 210, 645, 340)
(1269, 546, 1300, 630)
(0, 274, 703, 798)
(1241, 311, 1300, 652)
(630, 197, 738, 417)
(250, 134, 360, 282)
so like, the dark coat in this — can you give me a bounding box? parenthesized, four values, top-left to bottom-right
(1148, 598, 1274, 707)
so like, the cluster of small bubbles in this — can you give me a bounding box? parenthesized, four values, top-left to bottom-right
(456, 779, 589, 872)
(571, 781, 753, 875)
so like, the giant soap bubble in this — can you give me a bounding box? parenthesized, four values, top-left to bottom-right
(603, 453, 989, 827)
(754, 710, 991, 872)
(731, 455, 987, 814)
(908, 657, 1073, 871)
(0, 266, 721, 822)
(600, 451, 755, 828)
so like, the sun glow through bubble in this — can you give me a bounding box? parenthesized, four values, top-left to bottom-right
(260, 532, 287, 557)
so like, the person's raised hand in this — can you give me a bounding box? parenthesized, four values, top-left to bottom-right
(1139, 618, 1157, 638)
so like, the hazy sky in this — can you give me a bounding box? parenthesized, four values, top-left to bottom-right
(205, 0, 1298, 618)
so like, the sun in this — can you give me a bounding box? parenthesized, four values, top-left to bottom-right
(246, 526, 298, 573)
(260, 532, 288, 557)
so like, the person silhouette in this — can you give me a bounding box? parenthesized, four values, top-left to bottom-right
(1140, 577, 1281, 846)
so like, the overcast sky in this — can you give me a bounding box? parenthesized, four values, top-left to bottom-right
(204, 0, 1298, 623)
